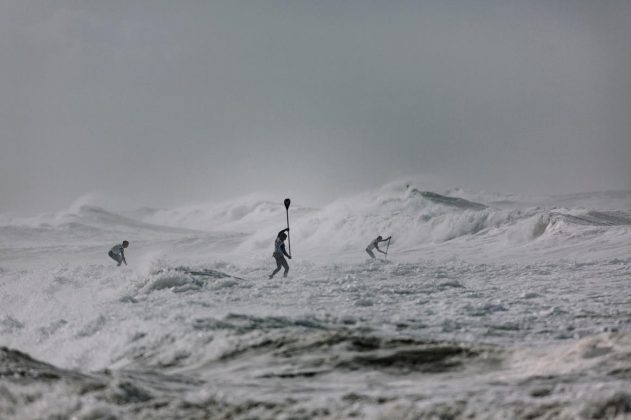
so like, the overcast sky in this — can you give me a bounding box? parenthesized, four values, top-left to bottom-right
(2, 0, 630, 213)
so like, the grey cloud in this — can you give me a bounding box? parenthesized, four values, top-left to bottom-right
(2, 0, 630, 213)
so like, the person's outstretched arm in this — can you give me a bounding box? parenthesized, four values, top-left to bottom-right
(278, 227, 290, 236)
(121, 249, 127, 265)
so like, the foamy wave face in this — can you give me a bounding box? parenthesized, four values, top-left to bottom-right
(2, 328, 630, 419)
(3, 181, 629, 263)
(226, 183, 631, 262)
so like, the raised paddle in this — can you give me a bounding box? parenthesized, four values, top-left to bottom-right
(284, 198, 291, 255)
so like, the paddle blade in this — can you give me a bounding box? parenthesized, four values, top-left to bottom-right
(284, 198, 291, 209)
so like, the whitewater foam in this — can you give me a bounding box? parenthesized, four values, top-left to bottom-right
(1, 181, 630, 418)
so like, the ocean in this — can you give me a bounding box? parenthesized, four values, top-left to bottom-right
(1, 181, 630, 419)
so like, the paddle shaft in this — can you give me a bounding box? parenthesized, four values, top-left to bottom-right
(284, 198, 291, 255)
(286, 209, 291, 255)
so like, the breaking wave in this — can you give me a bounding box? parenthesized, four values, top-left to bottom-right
(227, 182, 631, 259)
(2, 181, 630, 261)
(2, 329, 631, 419)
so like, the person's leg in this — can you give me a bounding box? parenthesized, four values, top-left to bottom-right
(270, 255, 282, 278)
(281, 256, 289, 277)
(109, 251, 123, 266)
(365, 248, 375, 259)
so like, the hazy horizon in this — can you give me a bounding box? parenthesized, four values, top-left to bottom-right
(3, 1, 630, 214)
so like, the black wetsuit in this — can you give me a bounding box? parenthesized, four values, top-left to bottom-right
(270, 230, 290, 278)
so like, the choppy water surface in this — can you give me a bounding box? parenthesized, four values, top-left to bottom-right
(1, 184, 631, 419)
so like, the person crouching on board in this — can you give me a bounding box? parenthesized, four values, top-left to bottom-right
(365, 235, 391, 259)
(269, 228, 291, 279)
(108, 240, 129, 266)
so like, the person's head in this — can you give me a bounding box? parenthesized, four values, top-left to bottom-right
(122, 240, 129, 248)
(279, 232, 287, 240)
(377, 235, 383, 241)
